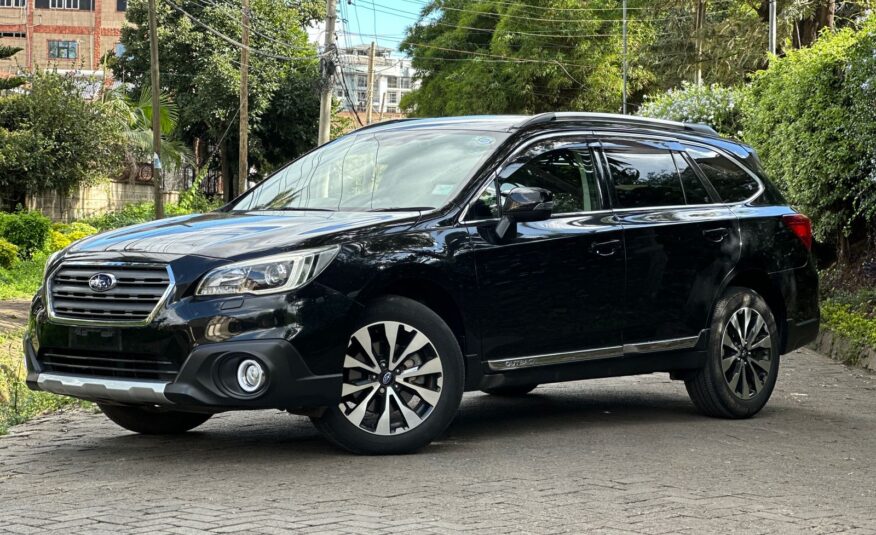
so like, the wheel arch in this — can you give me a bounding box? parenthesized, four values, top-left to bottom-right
(714, 268, 789, 353)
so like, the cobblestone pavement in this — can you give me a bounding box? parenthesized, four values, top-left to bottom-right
(1, 347, 875, 534)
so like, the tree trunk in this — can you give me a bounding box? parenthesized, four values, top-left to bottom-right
(794, 0, 835, 48)
(193, 137, 201, 174)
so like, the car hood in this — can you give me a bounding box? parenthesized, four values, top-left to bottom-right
(69, 210, 420, 259)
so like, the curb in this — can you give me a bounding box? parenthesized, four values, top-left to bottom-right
(809, 328, 876, 373)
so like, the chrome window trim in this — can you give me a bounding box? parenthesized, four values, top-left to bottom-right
(486, 331, 704, 372)
(46, 261, 176, 327)
(457, 130, 605, 225)
(593, 131, 766, 207)
(457, 130, 765, 225)
(36, 372, 171, 404)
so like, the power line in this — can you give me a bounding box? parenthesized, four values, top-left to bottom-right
(394, 0, 698, 23)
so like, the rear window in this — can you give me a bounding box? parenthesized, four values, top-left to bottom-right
(686, 147, 759, 203)
(604, 148, 686, 208)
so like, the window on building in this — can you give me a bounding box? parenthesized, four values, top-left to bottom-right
(116, 0, 125, 10)
(357, 91, 366, 104)
(400, 77, 411, 89)
(49, 0, 79, 8)
(114, 42, 126, 57)
(356, 76, 366, 88)
(0, 0, 26, 7)
(48, 40, 78, 59)
(388, 92, 398, 104)
(386, 76, 398, 88)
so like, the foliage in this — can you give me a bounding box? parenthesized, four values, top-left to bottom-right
(0, 239, 18, 269)
(114, 0, 323, 187)
(46, 222, 99, 252)
(84, 194, 221, 232)
(0, 252, 48, 301)
(0, 71, 125, 203)
(0, 46, 25, 92)
(638, 82, 744, 137)
(821, 301, 876, 350)
(0, 210, 51, 259)
(0, 327, 89, 435)
(741, 18, 876, 253)
(400, 0, 646, 116)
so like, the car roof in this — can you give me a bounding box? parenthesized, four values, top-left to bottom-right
(352, 112, 720, 138)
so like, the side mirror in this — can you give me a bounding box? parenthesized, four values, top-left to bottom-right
(496, 187, 553, 238)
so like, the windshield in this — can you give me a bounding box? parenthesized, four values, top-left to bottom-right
(231, 129, 507, 212)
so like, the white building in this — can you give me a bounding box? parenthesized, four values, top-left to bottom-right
(334, 44, 417, 116)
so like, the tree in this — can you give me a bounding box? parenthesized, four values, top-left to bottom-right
(0, 71, 125, 207)
(114, 0, 323, 198)
(0, 46, 25, 92)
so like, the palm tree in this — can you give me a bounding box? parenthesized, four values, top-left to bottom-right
(101, 87, 192, 180)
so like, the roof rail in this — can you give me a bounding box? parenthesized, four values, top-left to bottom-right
(351, 118, 417, 133)
(514, 112, 719, 137)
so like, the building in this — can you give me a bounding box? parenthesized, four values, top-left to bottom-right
(333, 44, 417, 120)
(0, 0, 126, 79)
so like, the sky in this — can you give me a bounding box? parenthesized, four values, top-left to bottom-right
(308, 0, 427, 54)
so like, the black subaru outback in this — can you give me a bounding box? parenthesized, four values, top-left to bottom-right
(25, 113, 819, 454)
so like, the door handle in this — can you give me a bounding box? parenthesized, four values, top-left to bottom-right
(702, 227, 730, 243)
(590, 239, 622, 257)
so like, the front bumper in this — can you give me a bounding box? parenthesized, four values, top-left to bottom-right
(25, 334, 343, 410)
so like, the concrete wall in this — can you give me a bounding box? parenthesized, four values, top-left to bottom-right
(26, 181, 180, 222)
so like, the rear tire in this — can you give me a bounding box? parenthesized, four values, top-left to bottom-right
(311, 296, 464, 455)
(481, 384, 538, 397)
(99, 404, 212, 435)
(685, 287, 780, 419)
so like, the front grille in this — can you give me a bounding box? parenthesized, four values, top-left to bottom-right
(40, 349, 179, 381)
(49, 263, 172, 324)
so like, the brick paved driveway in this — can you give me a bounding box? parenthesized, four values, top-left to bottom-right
(1, 347, 875, 534)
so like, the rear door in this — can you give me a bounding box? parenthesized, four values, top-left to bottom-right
(597, 138, 740, 347)
(465, 137, 626, 366)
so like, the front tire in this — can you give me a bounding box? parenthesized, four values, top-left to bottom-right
(99, 404, 212, 435)
(311, 296, 464, 455)
(685, 287, 780, 419)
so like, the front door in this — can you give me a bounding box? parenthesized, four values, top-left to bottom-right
(464, 139, 626, 365)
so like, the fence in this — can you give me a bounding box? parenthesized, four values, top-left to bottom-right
(25, 181, 181, 222)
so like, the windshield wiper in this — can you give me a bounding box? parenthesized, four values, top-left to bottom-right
(368, 207, 435, 212)
(262, 207, 336, 212)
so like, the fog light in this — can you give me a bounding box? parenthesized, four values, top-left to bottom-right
(237, 359, 266, 393)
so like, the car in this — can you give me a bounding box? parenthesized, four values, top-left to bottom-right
(24, 112, 819, 454)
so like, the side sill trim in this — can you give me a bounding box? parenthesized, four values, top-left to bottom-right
(36, 373, 171, 405)
(486, 332, 704, 372)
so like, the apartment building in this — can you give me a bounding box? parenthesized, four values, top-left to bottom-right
(334, 44, 417, 118)
(0, 0, 126, 77)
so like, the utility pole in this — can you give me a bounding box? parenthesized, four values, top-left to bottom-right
(148, 0, 164, 219)
(621, 0, 627, 114)
(365, 41, 376, 125)
(317, 0, 337, 145)
(378, 91, 387, 122)
(768, 0, 777, 56)
(237, 0, 250, 197)
(695, 0, 705, 85)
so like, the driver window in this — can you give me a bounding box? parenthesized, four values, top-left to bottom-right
(501, 149, 602, 215)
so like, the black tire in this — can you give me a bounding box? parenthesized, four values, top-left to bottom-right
(481, 384, 538, 397)
(685, 287, 780, 419)
(99, 404, 212, 435)
(311, 296, 465, 455)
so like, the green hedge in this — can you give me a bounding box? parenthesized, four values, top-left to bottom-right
(0, 211, 51, 259)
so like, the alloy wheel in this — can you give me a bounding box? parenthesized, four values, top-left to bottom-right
(721, 307, 772, 399)
(340, 321, 444, 436)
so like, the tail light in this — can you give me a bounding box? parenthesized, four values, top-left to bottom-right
(782, 214, 813, 251)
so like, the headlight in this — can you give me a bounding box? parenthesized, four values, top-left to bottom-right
(195, 245, 340, 296)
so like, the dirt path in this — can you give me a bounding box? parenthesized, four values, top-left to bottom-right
(0, 299, 29, 333)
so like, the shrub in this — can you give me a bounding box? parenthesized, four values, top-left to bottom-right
(0, 210, 51, 259)
(638, 82, 744, 137)
(0, 239, 19, 269)
(84, 195, 221, 232)
(741, 19, 876, 256)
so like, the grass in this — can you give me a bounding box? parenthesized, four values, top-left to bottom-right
(0, 328, 89, 435)
(0, 253, 48, 300)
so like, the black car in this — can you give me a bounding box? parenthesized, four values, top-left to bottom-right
(25, 113, 819, 454)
